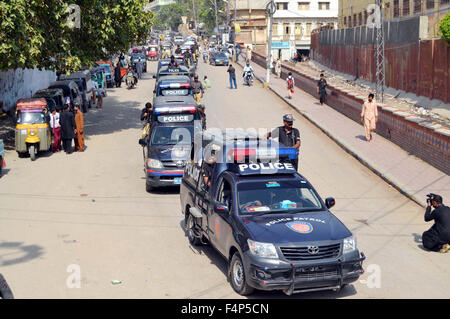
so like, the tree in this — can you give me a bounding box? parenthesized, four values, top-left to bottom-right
(0, 0, 154, 72)
(153, 2, 186, 31)
(439, 13, 450, 46)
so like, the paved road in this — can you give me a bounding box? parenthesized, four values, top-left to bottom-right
(0, 59, 448, 298)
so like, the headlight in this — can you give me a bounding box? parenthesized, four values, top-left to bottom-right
(247, 239, 278, 259)
(147, 158, 163, 169)
(343, 236, 357, 254)
(29, 130, 36, 136)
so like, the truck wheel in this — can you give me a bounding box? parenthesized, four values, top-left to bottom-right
(229, 252, 254, 296)
(29, 145, 36, 161)
(186, 213, 201, 246)
(146, 183, 153, 193)
(0, 274, 14, 299)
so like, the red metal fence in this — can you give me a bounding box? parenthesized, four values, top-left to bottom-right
(311, 33, 449, 103)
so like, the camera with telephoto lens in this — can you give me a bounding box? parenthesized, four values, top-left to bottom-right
(426, 193, 437, 204)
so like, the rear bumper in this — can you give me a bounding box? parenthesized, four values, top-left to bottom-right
(243, 251, 365, 295)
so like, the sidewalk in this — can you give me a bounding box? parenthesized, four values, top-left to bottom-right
(236, 55, 450, 207)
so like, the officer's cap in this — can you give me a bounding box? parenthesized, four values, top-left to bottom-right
(283, 114, 294, 122)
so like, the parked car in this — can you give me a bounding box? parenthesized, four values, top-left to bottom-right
(33, 88, 65, 112)
(47, 80, 83, 109)
(59, 70, 93, 112)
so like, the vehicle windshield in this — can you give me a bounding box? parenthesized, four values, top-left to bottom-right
(237, 180, 323, 215)
(216, 53, 226, 58)
(17, 111, 46, 124)
(99, 65, 111, 73)
(151, 126, 193, 145)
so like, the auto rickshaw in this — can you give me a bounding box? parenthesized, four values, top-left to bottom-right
(15, 98, 51, 161)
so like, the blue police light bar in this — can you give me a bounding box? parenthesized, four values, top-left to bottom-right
(278, 147, 299, 160)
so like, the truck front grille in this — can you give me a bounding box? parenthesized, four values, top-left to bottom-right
(280, 243, 341, 261)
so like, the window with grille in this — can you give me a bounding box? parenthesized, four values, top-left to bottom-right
(358, 12, 362, 25)
(348, 15, 352, 27)
(394, 0, 400, 17)
(364, 10, 368, 24)
(414, 0, 422, 13)
(440, 0, 449, 5)
(318, 2, 330, 10)
(403, 0, 410, 16)
(298, 2, 310, 10)
(276, 2, 288, 10)
(426, 0, 434, 9)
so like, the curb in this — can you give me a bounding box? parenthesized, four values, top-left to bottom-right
(236, 59, 426, 208)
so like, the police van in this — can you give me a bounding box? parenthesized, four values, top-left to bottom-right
(142, 98, 203, 191)
(179, 131, 365, 295)
(153, 75, 193, 100)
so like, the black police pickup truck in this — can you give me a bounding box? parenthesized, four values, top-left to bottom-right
(142, 96, 203, 191)
(180, 131, 365, 295)
(153, 65, 192, 82)
(153, 75, 193, 100)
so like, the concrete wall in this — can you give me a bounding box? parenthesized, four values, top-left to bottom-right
(310, 17, 450, 103)
(0, 68, 57, 113)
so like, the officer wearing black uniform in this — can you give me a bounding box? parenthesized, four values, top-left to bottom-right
(266, 114, 301, 170)
(422, 194, 450, 253)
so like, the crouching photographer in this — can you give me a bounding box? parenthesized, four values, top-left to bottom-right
(422, 194, 450, 253)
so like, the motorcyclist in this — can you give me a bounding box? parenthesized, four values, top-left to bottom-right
(242, 62, 254, 84)
(203, 50, 209, 63)
(126, 65, 137, 86)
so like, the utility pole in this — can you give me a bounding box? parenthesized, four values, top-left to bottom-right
(214, 0, 219, 36)
(375, 0, 386, 103)
(265, 0, 276, 86)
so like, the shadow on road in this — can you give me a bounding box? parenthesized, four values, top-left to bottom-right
(0, 241, 44, 267)
(177, 220, 358, 299)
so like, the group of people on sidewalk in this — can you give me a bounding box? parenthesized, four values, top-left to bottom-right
(49, 103, 85, 154)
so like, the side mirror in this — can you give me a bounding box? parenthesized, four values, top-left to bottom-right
(152, 75, 156, 79)
(325, 197, 335, 209)
(214, 203, 229, 215)
(153, 90, 156, 94)
(138, 138, 147, 147)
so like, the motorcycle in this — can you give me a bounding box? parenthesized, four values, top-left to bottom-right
(203, 52, 208, 63)
(126, 72, 135, 89)
(243, 71, 254, 86)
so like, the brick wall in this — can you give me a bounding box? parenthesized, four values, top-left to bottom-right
(251, 51, 450, 175)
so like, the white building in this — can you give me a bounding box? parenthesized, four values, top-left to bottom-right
(272, 0, 338, 60)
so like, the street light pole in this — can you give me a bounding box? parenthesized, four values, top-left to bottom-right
(266, 0, 276, 86)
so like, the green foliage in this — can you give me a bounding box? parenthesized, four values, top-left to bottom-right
(153, 3, 185, 31)
(439, 13, 450, 46)
(0, 0, 154, 72)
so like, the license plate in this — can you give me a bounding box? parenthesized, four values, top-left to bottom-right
(219, 62, 223, 64)
(174, 178, 182, 185)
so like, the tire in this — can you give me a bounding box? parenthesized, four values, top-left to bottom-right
(0, 274, 14, 299)
(229, 252, 254, 296)
(29, 145, 36, 161)
(146, 183, 153, 193)
(186, 213, 202, 246)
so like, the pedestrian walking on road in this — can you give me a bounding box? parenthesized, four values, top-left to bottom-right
(286, 72, 295, 99)
(114, 63, 122, 88)
(227, 64, 237, 89)
(191, 75, 204, 105)
(49, 108, 61, 152)
(59, 104, 77, 154)
(317, 73, 327, 105)
(202, 76, 211, 90)
(422, 194, 450, 253)
(136, 58, 143, 79)
(74, 105, 85, 152)
(266, 114, 301, 171)
(246, 46, 252, 63)
(360, 93, 378, 142)
(275, 58, 282, 78)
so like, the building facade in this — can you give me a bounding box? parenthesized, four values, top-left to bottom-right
(271, 1, 338, 60)
(338, 0, 450, 37)
(234, 0, 271, 49)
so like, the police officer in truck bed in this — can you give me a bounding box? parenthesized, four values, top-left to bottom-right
(266, 114, 301, 170)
